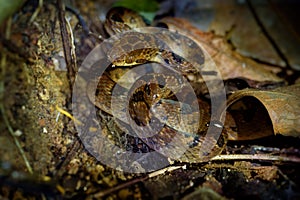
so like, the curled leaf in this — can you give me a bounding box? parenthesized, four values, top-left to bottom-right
(224, 84, 300, 140)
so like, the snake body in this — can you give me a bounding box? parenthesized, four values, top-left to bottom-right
(87, 7, 227, 163)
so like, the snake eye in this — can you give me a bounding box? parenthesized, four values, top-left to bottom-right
(111, 13, 124, 22)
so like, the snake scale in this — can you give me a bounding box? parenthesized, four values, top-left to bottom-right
(85, 7, 227, 167)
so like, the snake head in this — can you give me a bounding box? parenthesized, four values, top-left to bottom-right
(104, 7, 147, 35)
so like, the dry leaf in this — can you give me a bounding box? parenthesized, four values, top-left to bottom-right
(156, 17, 283, 85)
(210, 3, 286, 67)
(224, 84, 300, 140)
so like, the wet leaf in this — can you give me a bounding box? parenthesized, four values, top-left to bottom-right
(225, 84, 300, 140)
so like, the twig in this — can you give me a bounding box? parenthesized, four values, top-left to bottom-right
(89, 176, 148, 199)
(87, 165, 185, 199)
(57, 0, 76, 87)
(64, 14, 77, 72)
(211, 154, 300, 163)
(87, 152, 300, 199)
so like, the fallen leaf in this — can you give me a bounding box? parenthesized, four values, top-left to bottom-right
(156, 17, 284, 85)
(224, 84, 300, 140)
(210, 3, 286, 67)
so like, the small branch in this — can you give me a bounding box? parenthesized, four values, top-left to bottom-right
(88, 165, 185, 199)
(65, 14, 78, 72)
(87, 153, 300, 198)
(57, 0, 76, 87)
(211, 154, 300, 163)
(89, 176, 148, 199)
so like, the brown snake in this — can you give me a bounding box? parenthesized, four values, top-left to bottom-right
(86, 7, 227, 165)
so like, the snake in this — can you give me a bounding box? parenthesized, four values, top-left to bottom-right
(86, 7, 227, 165)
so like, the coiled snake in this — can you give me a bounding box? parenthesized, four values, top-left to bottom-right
(84, 7, 227, 168)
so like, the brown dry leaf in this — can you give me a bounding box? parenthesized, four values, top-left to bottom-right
(156, 17, 283, 85)
(224, 84, 300, 140)
(210, 3, 286, 67)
